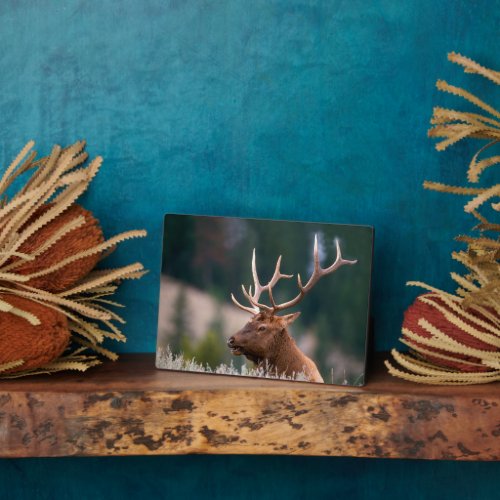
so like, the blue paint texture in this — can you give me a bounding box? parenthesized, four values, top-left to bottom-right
(1, 456, 499, 500)
(0, 1, 498, 498)
(0, 0, 498, 353)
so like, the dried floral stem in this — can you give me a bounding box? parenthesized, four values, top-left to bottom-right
(387, 53, 500, 384)
(0, 141, 147, 378)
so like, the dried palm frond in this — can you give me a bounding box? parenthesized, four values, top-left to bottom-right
(386, 53, 500, 384)
(0, 141, 147, 377)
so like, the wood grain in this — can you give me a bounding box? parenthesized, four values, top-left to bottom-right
(0, 354, 498, 460)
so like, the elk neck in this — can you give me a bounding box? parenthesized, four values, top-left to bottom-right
(263, 326, 303, 370)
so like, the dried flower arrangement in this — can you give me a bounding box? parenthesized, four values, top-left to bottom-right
(0, 141, 146, 377)
(386, 53, 500, 384)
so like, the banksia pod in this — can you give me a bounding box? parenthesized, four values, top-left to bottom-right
(0, 141, 147, 378)
(386, 53, 500, 385)
(402, 293, 497, 372)
(12, 203, 104, 292)
(0, 295, 70, 373)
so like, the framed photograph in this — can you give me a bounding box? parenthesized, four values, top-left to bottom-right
(156, 214, 373, 385)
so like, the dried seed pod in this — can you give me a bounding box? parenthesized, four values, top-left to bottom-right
(0, 295, 70, 373)
(402, 293, 497, 372)
(15, 203, 104, 292)
(0, 141, 147, 377)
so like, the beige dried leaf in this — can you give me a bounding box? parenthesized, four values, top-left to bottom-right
(0, 141, 147, 378)
(0, 359, 24, 373)
(389, 53, 500, 384)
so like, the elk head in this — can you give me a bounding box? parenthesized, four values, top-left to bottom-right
(227, 234, 357, 379)
(227, 310, 301, 362)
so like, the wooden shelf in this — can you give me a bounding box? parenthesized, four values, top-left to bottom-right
(1, 353, 498, 460)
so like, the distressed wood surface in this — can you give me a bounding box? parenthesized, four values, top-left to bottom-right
(0, 354, 498, 460)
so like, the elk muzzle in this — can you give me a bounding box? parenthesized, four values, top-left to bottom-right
(227, 336, 243, 355)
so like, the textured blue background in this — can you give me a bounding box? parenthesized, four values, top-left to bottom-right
(0, 1, 498, 499)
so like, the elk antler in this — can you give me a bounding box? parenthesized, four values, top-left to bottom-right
(273, 235, 357, 312)
(231, 250, 293, 314)
(231, 234, 357, 315)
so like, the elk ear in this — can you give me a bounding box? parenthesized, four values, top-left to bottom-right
(280, 312, 301, 325)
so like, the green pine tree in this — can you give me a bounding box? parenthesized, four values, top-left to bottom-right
(168, 286, 192, 354)
(193, 304, 229, 367)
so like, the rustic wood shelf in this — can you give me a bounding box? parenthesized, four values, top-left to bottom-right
(1, 353, 498, 460)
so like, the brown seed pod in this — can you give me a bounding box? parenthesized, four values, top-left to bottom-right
(15, 203, 104, 292)
(0, 295, 70, 373)
(402, 293, 497, 372)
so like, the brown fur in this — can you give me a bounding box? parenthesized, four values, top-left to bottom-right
(228, 311, 324, 383)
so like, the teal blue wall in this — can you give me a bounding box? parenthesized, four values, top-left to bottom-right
(0, 1, 498, 499)
(1, 456, 499, 500)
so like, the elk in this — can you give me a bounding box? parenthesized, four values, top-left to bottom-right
(227, 235, 357, 383)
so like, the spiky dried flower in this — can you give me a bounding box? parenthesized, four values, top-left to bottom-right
(0, 141, 147, 377)
(386, 53, 500, 384)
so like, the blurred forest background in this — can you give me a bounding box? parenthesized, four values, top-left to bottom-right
(156, 215, 373, 385)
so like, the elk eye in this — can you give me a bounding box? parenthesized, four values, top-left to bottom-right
(258, 325, 266, 332)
